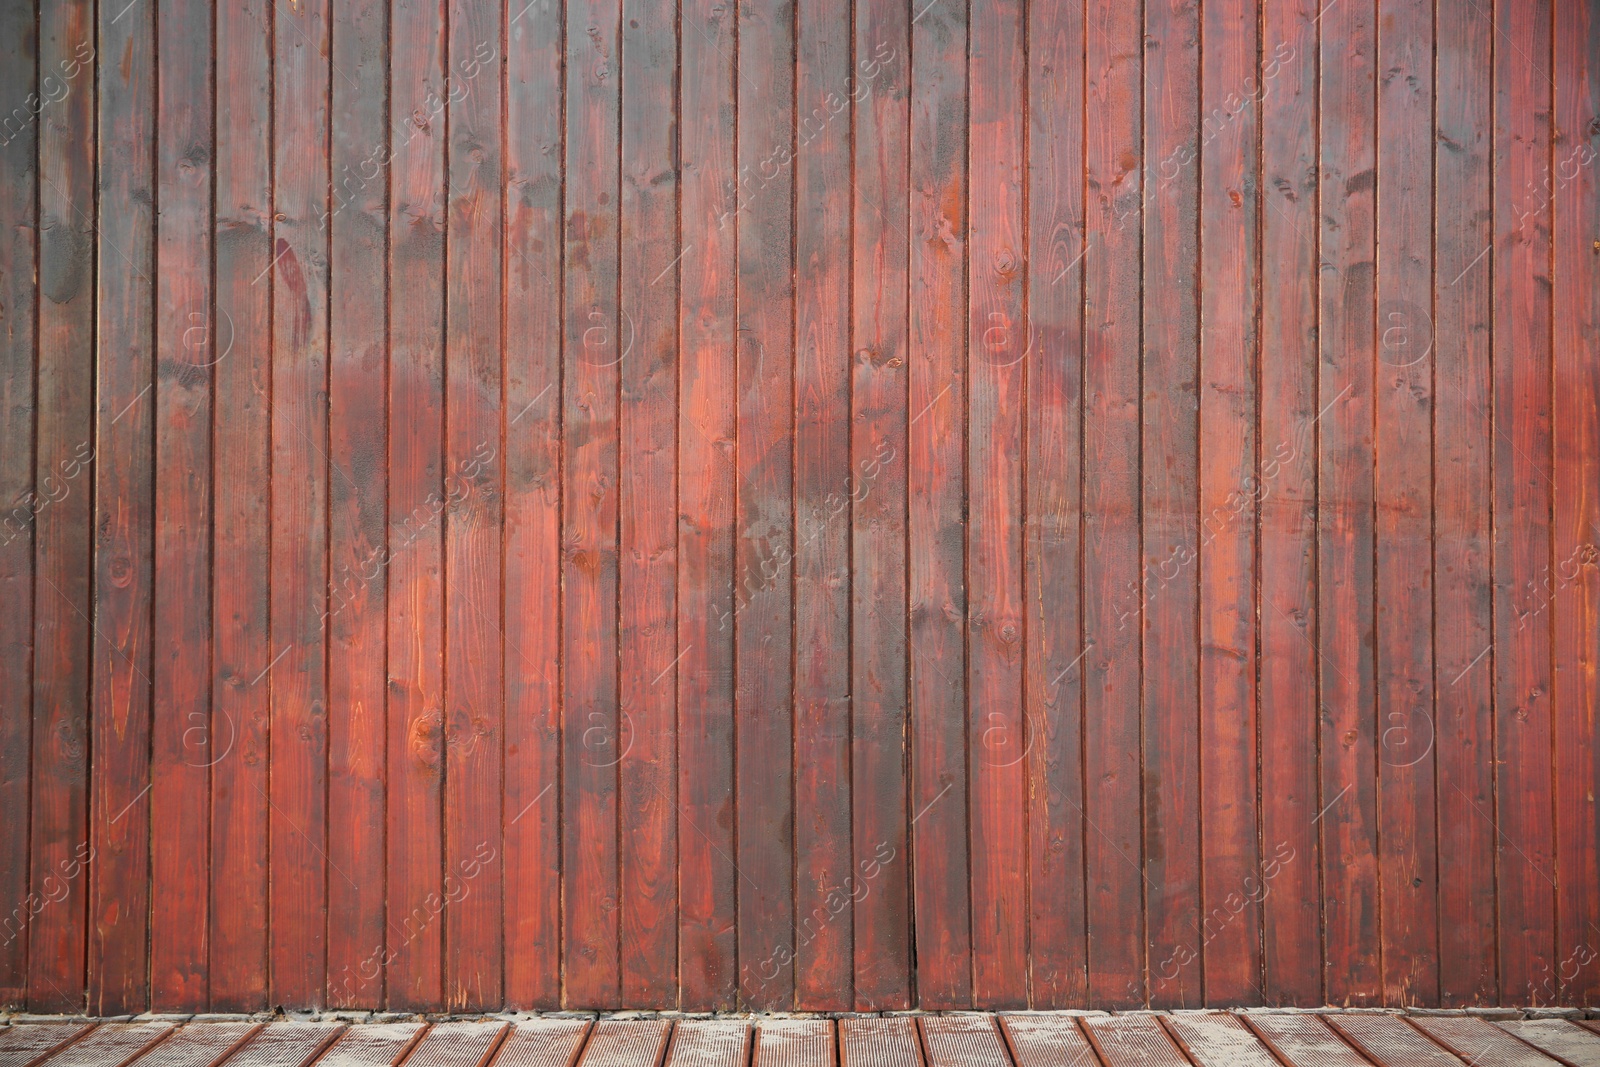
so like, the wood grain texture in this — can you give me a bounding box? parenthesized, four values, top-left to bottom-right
(210, 0, 274, 1014)
(1257, 0, 1324, 1008)
(1023, 0, 1088, 1011)
(88, 0, 150, 1016)
(151, 0, 214, 1011)
(618, 0, 679, 1009)
(676, 0, 738, 1012)
(1432, 0, 1497, 1008)
(269, 0, 332, 1008)
(386, 0, 449, 1013)
(444, 0, 505, 1011)
(325, 0, 390, 1014)
(1140, 0, 1202, 1010)
(793, 0, 854, 1012)
(1492, 0, 1557, 1007)
(0, 0, 1594, 1014)
(966, 0, 1027, 1010)
(0, 0, 38, 1010)
(563, 0, 623, 1008)
(1317, 0, 1381, 1006)
(851, 0, 912, 1012)
(907, 0, 972, 1012)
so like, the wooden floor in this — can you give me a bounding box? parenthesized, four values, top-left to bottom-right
(3, 1014, 1600, 1067)
(5, 0, 1600, 1016)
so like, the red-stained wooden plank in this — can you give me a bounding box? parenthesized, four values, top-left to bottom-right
(87, 0, 153, 1016)
(1409, 1018, 1560, 1067)
(269, 0, 332, 1007)
(792, 0, 854, 1013)
(563, 0, 623, 1008)
(502, 0, 565, 1013)
(210, 0, 274, 1014)
(920, 1015, 1008, 1067)
(42, 1024, 173, 1067)
(400, 1023, 509, 1067)
(1160, 1014, 1278, 1067)
(1492, 0, 1557, 1007)
(0, 0, 38, 1009)
(907, 0, 973, 1012)
(1082, 0, 1146, 1009)
(491, 1021, 590, 1067)
(1257, 0, 1324, 1008)
(850, 0, 911, 1013)
(1080, 1016, 1188, 1067)
(664, 1022, 748, 1067)
(1196, 0, 1261, 1010)
(676, 0, 738, 1013)
(444, 0, 505, 1012)
(575, 1022, 671, 1067)
(315, 1023, 427, 1067)
(1244, 1014, 1374, 1067)
(222, 1023, 344, 1067)
(966, 0, 1027, 1009)
(997, 1015, 1098, 1067)
(1024, 0, 1089, 1010)
(755, 1020, 832, 1067)
(1551, 0, 1600, 1009)
(838, 1017, 920, 1067)
(732, 0, 797, 1012)
(1499, 1020, 1600, 1067)
(324, 0, 389, 1012)
(617, 0, 679, 1007)
(1373, 0, 1439, 1007)
(32, 0, 99, 1016)
(150, 0, 215, 1012)
(1317, 0, 1382, 1006)
(0, 1024, 92, 1067)
(1324, 1014, 1462, 1066)
(385, 0, 448, 1013)
(1141, 0, 1203, 1011)
(127, 1023, 259, 1067)
(1431, 0, 1497, 1008)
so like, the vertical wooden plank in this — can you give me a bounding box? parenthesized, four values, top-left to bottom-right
(88, 0, 152, 1016)
(1196, 0, 1261, 1009)
(210, 0, 273, 1013)
(907, 0, 972, 1012)
(733, 0, 795, 1012)
(966, 0, 1027, 1009)
(1258, 0, 1323, 1007)
(1431, 0, 1496, 1009)
(756, 1019, 834, 1067)
(270, 0, 332, 1007)
(503, 0, 565, 1012)
(1374, 0, 1438, 1008)
(1317, 0, 1381, 1005)
(563, 0, 622, 1008)
(792, 0, 853, 1012)
(1024, 0, 1088, 1010)
(386, 0, 448, 1013)
(676, 0, 738, 1012)
(151, 0, 214, 1011)
(1551, 0, 1600, 1009)
(1142, 0, 1203, 1011)
(1492, 0, 1556, 1007)
(850, 0, 911, 1013)
(618, 0, 678, 1007)
(31, 0, 98, 1015)
(0, 0, 38, 1009)
(326, 0, 390, 1012)
(1082, 0, 1145, 1009)
(444, 0, 505, 1012)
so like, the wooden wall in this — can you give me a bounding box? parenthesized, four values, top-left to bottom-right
(0, 0, 1597, 1013)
